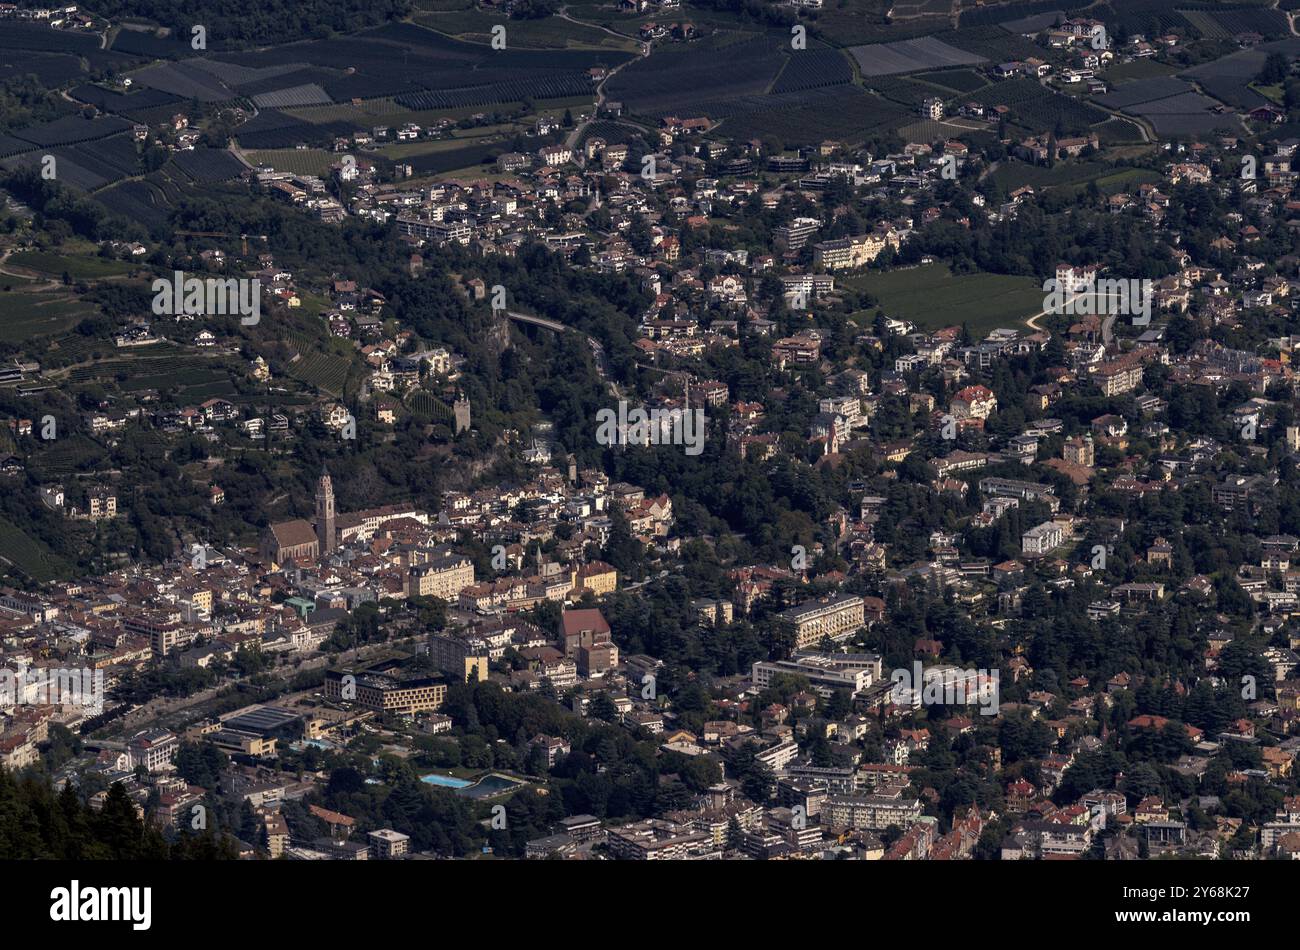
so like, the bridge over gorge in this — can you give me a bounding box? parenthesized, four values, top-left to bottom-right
(505, 310, 617, 396)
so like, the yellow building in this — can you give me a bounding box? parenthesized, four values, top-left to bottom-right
(575, 561, 619, 596)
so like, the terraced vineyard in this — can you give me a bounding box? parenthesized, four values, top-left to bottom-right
(287, 351, 352, 395)
(0, 515, 70, 582)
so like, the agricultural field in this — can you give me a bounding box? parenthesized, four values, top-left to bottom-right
(56, 351, 235, 405)
(394, 73, 595, 111)
(170, 148, 246, 183)
(0, 49, 89, 86)
(377, 126, 517, 160)
(987, 159, 1160, 193)
(1091, 167, 1164, 193)
(91, 164, 216, 234)
(1180, 38, 1300, 111)
(26, 432, 109, 476)
(1183, 6, 1289, 39)
(0, 289, 95, 343)
(931, 26, 1043, 63)
(770, 48, 855, 94)
(1091, 0, 1191, 36)
(0, 132, 147, 194)
(578, 120, 648, 146)
(846, 263, 1045, 336)
(7, 249, 135, 281)
(0, 515, 70, 583)
(1094, 117, 1149, 146)
(869, 75, 945, 107)
(287, 350, 352, 396)
(849, 36, 987, 77)
(605, 34, 787, 117)
(1095, 77, 1196, 111)
(1102, 59, 1180, 84)
(912, 68, 991, 94)
(897, 119, 995, 143)
(88, 21, 631, 146)
(403, 140, 505, 176)
(243, 148, 335, 176)
(974, 78, 1109, 132)
(284, 95, 593, 130)
(250, 84, 334, 110)
(808, 0, 940, 47)
(717, 88, 910, 147)
(957, 0, 1090, 29)
(414, 9, 637, 51)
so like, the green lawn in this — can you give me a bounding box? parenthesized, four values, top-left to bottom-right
(846, 263, 1044, 335)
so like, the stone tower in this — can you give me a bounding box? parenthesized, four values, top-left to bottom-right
(315, 467, 336, 555)
(453, 394, 471, 435)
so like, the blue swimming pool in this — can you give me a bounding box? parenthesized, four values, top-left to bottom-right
(421, 773, 474, 789)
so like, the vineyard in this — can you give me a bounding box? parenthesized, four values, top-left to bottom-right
(974, 78, 1109, 133)
(243, 149, 335, 176)
(869, 75, 942, 107)
(605, 35, 787, 117)
(171, 148, 246, 183)
(0, 291, 94, 344)
(287, 351, 352, 395)
(719, 88, 910, 146)
(0, 516, 69, 583)
(394, 72, 594, 110)
(912, 69, 990, 94)
(770, 49, 855, 94)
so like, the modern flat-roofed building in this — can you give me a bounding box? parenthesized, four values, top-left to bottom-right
(427, 633, 491, 683)
(1021, 520, 1064, 555)
(606, 819, 720, 860)
(127, 728, 179, 773)
(323, 668, 447, 715)
(752, 652, 879, 697)
(368, 828, 410, 859)
(823, 793, 923, 831)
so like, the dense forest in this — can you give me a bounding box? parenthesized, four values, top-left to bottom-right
(0, 771, 237, 859)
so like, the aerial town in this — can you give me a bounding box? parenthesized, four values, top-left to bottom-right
(0, 0, 1294, 896)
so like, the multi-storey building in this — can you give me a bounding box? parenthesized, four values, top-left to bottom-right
(779, 594, 865, 649)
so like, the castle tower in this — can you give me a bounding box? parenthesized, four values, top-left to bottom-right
(316, 467, 336, 555)
(453, 394, 471, 435)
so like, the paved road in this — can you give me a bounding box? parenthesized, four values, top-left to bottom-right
(561, 13, 649, 153)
